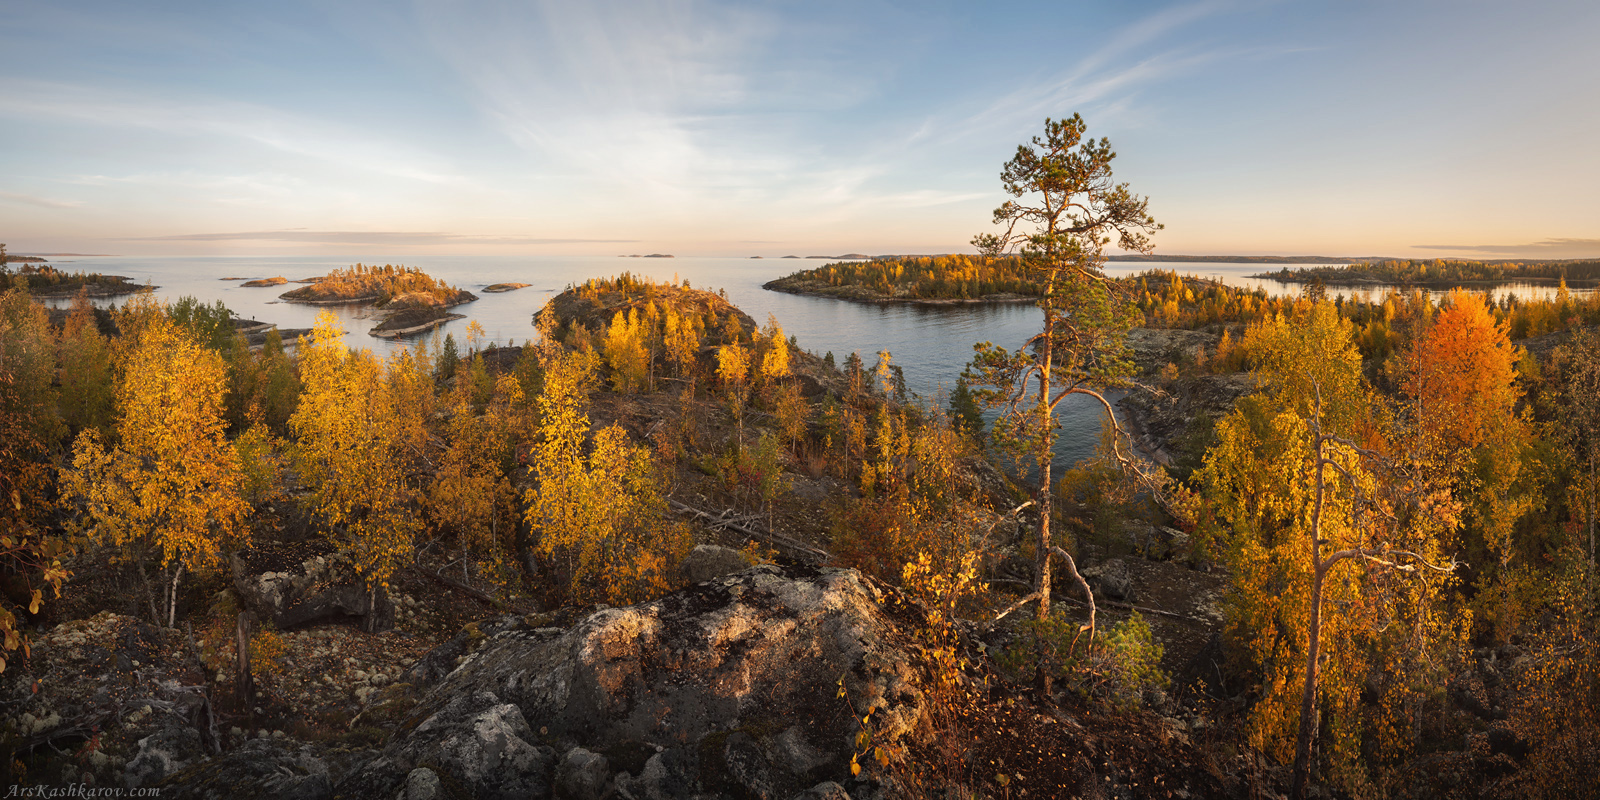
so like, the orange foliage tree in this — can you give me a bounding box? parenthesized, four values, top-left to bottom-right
(0, 289, 72, 670)
(1200, 302, 1461, 797)
(1395, 289, 1522, 455)
(1394, 289, 1541, 637)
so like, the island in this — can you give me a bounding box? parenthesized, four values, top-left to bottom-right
(482, 282, 531, 293)
(1251, 257, 1600, 287)
(4, 263, 154, 297)
(241, 276, 288, 287)
(278, 263, 477, 338)
(763, 254, 1041, 304)
(369, 307, 467, 338)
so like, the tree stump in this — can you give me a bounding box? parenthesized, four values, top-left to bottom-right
(235, 610, 255, 713)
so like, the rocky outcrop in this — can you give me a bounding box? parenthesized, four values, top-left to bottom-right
(677, 543, 754, 584)
(1118, 372, 1259, 465)
(1123, 327, 1221, 375)
(337, 564, 926, 799)
(230, 551, 395, 632)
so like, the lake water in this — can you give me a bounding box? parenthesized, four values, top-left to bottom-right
(32, 255, 1597, 468)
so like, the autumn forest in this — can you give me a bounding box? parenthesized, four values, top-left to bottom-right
(3, 121, 1600, 800)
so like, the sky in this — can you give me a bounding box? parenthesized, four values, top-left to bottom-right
(2, 0, 1598, 259)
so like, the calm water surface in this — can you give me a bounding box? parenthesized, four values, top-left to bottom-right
(36, 255, 1595, 468)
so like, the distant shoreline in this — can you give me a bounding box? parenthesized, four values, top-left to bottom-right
(761, 277, 1038, 306)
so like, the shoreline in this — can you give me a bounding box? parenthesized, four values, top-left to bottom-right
(369, 313, 466, 339)
(761, 279, 1038, 306)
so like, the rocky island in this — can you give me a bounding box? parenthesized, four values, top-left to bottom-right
(278, 263, 477, 338)
(241, 276, 288, 287)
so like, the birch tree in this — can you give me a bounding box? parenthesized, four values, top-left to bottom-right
(61, 316, 250, 628)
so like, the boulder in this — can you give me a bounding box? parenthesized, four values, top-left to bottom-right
(678, 543, 754, 584)
(231, 551, 395, 632)
(1114, 520, 1157, 554)
(555, 748, 610, 800)
(337, 565, 926, 799)
(126, 726, 205, 788)
(790, 782, 852, 800)
(398, 768, 441, 800)
(1081, 558, 1135, 602)
(1147, 526, 1192, 561)
(162, 738, 333, 800)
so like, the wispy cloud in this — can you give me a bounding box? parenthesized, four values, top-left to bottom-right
(1412, 238, 1600, 259)
(121, 230, 635, 246)
(0, 190, 83, 209)
(0, 79, 466, 185)
(933, 2, 1305, 145)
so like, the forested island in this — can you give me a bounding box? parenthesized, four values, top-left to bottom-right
(1254, 258, 1600, 287)
(0, 244, 151, 296)
(762, 254, 1042, 303)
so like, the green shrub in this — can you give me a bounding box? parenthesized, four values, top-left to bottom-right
(998, 610, 1167, 710)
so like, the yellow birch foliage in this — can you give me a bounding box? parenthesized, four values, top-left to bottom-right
(603, 309, 651, 393)
(61, 317, 250, 619)
(427, 375, 517, 588)
(1199, 301, 1459, 790)
(663, 306, 702, 380)
(525, 349, 690, 605)
(759, 314, 791, 383)
(290, 312, 418, 591)
(56, 291, 115, 438)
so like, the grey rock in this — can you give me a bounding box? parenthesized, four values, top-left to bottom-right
(126, 725, 205, 788)
(770, 725, 833, 780)
(790, 782, 852, 800)
(231, 552, 395, 632)
(678, 544, 754, 584)
(400, 614, 534, 688)
(618, 749, 699, 800)
(429, 700, 555, 798)
(1147, 526, 1191, 561)
(1123, 327, 1221, 376)
(398, 767, 440, 800)
(342, 691, 554, 799)
(1081, 558, 1135, 602)
(337, 565, 924, 799)
(163, 738, 332, 800)
(556, 748, 610, 800)
(724, 731, 778, 799)
(1114, 520, 1158, 554)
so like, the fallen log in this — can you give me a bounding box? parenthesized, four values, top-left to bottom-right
(666, 499, 831, 563)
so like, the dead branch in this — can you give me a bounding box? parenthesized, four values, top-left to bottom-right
(667, 499, 831, 563)
(992, 591, 1043, 623)
(1050, 546, 1096, 638)
(426, 568, 500, 607)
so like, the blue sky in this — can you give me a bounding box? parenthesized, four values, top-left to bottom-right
(2, 0, 1597, 258)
